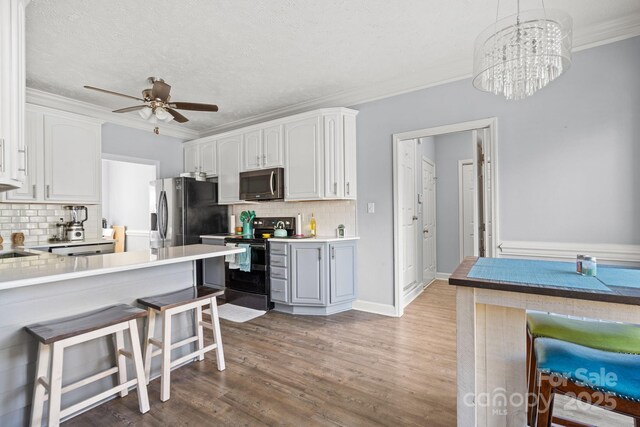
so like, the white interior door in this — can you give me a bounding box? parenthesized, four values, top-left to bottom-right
(459, 161, 475, 260)
(399, 139, 417, 290)
(422, 157, 436, 283)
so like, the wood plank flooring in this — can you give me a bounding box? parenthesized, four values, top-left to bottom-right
(69, 281, 456, 426)
(67, 281, 632, 426)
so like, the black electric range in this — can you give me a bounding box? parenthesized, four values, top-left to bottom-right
(224, 217, 295, 310)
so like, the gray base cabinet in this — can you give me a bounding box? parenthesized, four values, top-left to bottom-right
(202, 237, 226, 288)
(271, 240, 357, 315)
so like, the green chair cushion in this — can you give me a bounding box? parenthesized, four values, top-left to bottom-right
(535, 337, 640, 401)
(527, 312, 640, 354)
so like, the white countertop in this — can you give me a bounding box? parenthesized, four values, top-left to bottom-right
(22, 238, 116, 249)
(201, 234, 360, 242)
(0, 244, 244, 291)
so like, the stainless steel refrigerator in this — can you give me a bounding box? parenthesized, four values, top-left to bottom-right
(150, 177, 228, 248)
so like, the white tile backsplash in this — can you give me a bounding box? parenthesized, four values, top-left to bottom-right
(231, 200, 357, 237)
(0, 203, 100, 245)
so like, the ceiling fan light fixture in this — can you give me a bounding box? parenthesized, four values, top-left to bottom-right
(472, 3, 573, 100)
(138, 107, 153, 120)
(155, 107, 173, 122)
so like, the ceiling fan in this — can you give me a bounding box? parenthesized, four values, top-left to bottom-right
(84, 77, 218, 124)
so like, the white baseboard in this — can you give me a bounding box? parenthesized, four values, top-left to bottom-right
(498, 241, 640, 266)
(436, 272, 451, 280)
(402, 283, 426, 308)
(351, 300, 398, 317)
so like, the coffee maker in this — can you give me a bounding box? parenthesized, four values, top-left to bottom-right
(64, 206, 88, 241)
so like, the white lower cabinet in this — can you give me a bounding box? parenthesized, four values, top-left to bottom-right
(3, 105, 102, 204)
(270, 240, 357, 315)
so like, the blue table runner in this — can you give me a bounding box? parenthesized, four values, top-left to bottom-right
(468, 258, 612, 292)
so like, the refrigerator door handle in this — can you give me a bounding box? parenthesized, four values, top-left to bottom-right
(160, 190, 169, 240)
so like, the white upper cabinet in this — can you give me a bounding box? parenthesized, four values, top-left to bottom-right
(342, 113, 357, 199)
(284, 116, 322, 201)
(4, 105, 102, 204)
(241, 125, 283, 171)
(323, 112, 343, 199)
(183, 138, 217, 176)
(217, 133, 243, 204)
(0, 0, 28, 192)
(44, 113, 102, 203)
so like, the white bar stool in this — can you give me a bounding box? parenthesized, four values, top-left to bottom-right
(25, 304, 150, 427)
(138, 287, 225, 402)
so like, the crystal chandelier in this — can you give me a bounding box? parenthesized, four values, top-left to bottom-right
(472, 1, 573, 100)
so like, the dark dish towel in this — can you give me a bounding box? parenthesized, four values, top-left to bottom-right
(238, 244, 251, 272)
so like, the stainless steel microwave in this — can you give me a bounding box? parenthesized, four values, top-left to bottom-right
(239, 167, 284, 201)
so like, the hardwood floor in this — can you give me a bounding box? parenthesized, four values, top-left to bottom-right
(67, 280, 632, 426)
(69, 281, 457, 426)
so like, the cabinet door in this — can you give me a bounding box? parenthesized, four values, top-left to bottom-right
(4, 109, 41, 201)
(202, 238, 225, 287)
(290, 243, 327, 305)
(217, 134, 243, 204)
(242, 129, 262, 171)
(330, 241, 357, 304)
(200, 140, 217, 176)
(44, 114, 101, 203)
(343, 114, 357, 199)
(284, 116, 322, 200)
(323, 113, 344, 198)
(183, 143, 199, 173)
(263, 124, 283, 168)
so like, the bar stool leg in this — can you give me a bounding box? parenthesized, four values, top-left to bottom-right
(30, 342, 50, 427)
(535, 373, 554, 427)
(127, 320, 150, 413)
(143, 309, 156, 385)
(114, 330, 128, 397)
(209, 297, 225, 371)
(47, 342, 64, 427)
(160, 311, 172, 402)
(195, 305, 204, 362)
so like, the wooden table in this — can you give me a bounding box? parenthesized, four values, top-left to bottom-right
(449, 257, 640, 427)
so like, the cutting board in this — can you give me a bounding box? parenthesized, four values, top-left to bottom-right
(112, 226, 125, 253)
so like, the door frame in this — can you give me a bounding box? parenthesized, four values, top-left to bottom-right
(421, 155, 436, 284)
(392, 117, 499, 317)
(458, 159, 473, 262)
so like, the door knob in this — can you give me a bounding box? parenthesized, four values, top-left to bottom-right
(412, 216, 418, 221)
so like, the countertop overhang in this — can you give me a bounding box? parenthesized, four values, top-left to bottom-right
(0, 244, 244, 291)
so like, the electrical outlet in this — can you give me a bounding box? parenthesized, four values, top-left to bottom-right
(367, 202, 375, 214)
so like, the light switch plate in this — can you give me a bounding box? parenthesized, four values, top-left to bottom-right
(367, 202, 375, 213)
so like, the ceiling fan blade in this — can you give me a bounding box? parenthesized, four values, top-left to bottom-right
(168, 102, 218, 112)
(112, 105, 148, 113)
(166, 108, 189, 123)
(151, 80, 171, 101)
(84, 85, 144, 102)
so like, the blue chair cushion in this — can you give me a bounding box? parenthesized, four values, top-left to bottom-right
(534, 338, 640, 401)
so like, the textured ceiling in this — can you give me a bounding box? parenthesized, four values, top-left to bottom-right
(26, 0, 640, 133)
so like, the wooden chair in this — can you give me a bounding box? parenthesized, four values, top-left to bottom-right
(25, 304, 149, 427)
(526, 312, 640, 425)
(532, 337, 640, 427)
(138, 287, 225, 402)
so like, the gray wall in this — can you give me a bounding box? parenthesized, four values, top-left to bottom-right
(102, 123, 185, 178)
(434, 131, 473, 274)
(352, 36, 640, 306)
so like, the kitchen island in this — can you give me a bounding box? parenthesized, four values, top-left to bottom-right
(450, 257, 640, 427)
(0, 244, 244, 426)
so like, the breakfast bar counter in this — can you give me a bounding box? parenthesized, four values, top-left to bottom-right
(449, 257, 640, 427)
(0, 244, 243, 426)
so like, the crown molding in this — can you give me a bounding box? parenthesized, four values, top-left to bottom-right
(26, 88, 199, 140)
(200, 15, 640, 137)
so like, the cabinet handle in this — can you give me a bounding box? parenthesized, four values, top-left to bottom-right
(263, 154, 266, 165)
(18, 146, 28, 176)
(46, 185, 50, 199)
(334, 182, 337, 194)
(0, 139, 4, 173)
(32, 185, 36, 199)
(256, 155, 260, 166)
(332, 247, 335, 259)
(346, 182, 350, 195)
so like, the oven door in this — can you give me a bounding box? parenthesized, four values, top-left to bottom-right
(225, 243, 269, 295)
